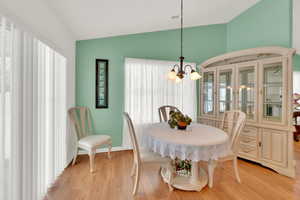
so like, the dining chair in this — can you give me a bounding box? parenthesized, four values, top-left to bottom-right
(123, 112, 174, 195)
(208, 110, 246, 187)
(158, 105, 182, 122)
(68, 107, 112, 173)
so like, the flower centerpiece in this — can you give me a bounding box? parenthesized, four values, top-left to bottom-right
(168, 111, 192, 130)
(173, 158, 191, 177)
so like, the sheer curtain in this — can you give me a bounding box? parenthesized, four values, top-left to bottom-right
(0, 15, 67, 200)
(123, 58, 197, 147)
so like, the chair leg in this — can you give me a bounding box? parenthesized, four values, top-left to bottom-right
(72, 149, 78, 166)
(167, 163, 174, 191)
(131, 162, 136, 177)
(132, 164, 140, 196)
(233, 157, 241, 183)
(208, 159, 217, 188)
(107, 143, 112, 159)
(89, 150, 96, 173)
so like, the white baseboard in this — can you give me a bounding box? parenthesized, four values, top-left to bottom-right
(78, 146, 132, 155)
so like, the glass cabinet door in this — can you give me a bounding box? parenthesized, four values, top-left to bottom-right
(237, 67, 256, 120)
(262, 62, 283, 122)
(203, 71, 215, 115)
(218, 70, 233, 115)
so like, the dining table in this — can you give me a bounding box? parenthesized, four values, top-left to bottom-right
(142, 122, 229, 191)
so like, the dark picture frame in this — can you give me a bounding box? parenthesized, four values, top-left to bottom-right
(95, 59, 109, 108)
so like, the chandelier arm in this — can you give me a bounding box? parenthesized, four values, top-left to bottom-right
(183, 64, 195, 72)
(172, 64, 180, 71)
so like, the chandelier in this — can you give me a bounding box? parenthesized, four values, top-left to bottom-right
(168, 0, 201, 83)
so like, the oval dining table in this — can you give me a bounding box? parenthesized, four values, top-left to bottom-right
(142, 122, 229, 191)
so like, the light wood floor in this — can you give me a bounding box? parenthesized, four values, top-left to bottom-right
(45, 143, 300, 200)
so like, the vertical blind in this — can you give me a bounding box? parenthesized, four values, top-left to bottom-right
(123, 58, 197, 147)
(0, 15, 67, 200)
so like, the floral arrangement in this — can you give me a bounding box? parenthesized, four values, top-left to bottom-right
(168, 111, 192, 130)
(173, 158, 192, 176)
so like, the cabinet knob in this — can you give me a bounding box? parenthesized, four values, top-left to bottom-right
(259, 142, 262, 147)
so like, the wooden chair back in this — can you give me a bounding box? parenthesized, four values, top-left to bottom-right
(68, 107, 92, 140)
(123, 112, 141, 164)
(158, 105, 182, 122)
(220, 110, 246, 154)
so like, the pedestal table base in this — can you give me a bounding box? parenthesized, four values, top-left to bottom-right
(160, 161, 208, 192)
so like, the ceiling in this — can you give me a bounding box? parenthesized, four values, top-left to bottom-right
(47, 0, 260, 40)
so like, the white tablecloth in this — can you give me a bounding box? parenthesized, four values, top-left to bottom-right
(142, 122, 230, 161)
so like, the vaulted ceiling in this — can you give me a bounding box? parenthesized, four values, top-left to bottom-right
(47, 0, 260, 40)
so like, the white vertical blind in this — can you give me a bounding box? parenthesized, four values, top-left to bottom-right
(0, 15, 67, 200)
(123, 58, 197, 147)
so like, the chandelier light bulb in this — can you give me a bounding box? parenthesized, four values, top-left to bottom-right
(168, 70, 177, 80)
(190, 70, 201, 80)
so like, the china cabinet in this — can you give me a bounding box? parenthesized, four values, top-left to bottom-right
(199, 47, 296, 178)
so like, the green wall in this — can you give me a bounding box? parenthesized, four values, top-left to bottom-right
(76, 0, 298, 146)
(294, 55, 300, 71)
(226, 0, 300, 70)
(76, 24, 227, 146)
(227, 0, 292, 51)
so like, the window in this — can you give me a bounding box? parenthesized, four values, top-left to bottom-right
(123, 58, 197, 147)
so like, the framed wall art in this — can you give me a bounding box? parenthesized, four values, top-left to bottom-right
(95, 59, 109, 108)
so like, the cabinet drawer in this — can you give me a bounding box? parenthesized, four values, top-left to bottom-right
(242, 126, 258, 137)
(200, 119, 218, 127)
(239, 143, 257, 158)
(215, 121, 221, 129)
(200, 118, 208, 125)
(240, 135, 257, 146)
(207, 120, 214, 127)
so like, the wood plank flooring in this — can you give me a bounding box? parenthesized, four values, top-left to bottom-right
(45, 143, 300, 200)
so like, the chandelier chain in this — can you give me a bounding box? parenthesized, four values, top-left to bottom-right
(181, 0, 183, 58)
(167, 0, 201, 81)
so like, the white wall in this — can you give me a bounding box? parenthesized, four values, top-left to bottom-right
(294, 0, 300, 53)
(0, 0, 76, 163)
(294, 72, 300, 94)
